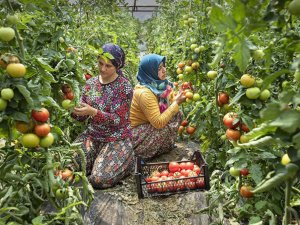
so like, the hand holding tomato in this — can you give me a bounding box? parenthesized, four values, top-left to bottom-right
(174, 91, 187, 105)
(72, 103, 97, 117)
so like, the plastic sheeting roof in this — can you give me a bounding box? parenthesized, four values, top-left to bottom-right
(120, 0, 159, 21)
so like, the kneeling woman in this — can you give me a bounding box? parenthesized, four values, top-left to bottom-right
(71, 43, 134, 189)
(130, 54, 186, 160)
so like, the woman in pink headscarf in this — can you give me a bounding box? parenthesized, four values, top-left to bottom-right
(71, 43, 134, 189)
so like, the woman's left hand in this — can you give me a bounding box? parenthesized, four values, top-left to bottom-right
(72, 103, 97, 116)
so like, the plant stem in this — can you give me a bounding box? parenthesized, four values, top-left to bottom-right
(282, 179, 292, 225)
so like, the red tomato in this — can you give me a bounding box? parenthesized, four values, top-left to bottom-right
(226, 129, 241, 141)
(240, 168, 249, 176)
(34, 123, 51, 137)
(151, 171, 161, 177)
(85, 73, 92, 80)
(187, 170, 197, 182)
(181, 119, 189, 127)
(178, 125, 185, 134)
(223, 112, 240, 129)
(195, 178, 205, 188)
(186, 126, 196, 135)
(65, 91, 74, 100)
(31, 108, 50, 122)
(59, 169, 74, 181)
(218, 92, 229, 106)
(186, 162, 194, 170)
(180, 169, 191, 177)
(240, 185, 254, 198)
(241, 123, 250, 133)
(169, 162, 180, 173)
(61, 84, 71, 94)
(179, 162, 187, 170)
(173, 171, 181, 178)
(193, 165, 201, 175)
(176, 176, 186, 190)
(166, 177, 175, 191)
(185, 179, 196, 189)
(181, 82, 191, 90)
(160, 170, 169, 177)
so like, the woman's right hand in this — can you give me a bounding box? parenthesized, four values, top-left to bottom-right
(175, 91, 187, 105)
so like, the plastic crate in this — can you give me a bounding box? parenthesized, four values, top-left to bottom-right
(135, 151, 210, 199)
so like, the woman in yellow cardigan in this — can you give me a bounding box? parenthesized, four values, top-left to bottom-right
(130, 54, 186, 159)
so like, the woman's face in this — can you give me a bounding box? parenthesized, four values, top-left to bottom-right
(158, 62, 166, 80)
(98, 57, 117, 78)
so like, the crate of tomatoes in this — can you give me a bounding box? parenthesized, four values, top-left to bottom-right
(134, 151, 209, 198)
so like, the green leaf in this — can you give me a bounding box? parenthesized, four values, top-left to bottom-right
(238, 136, 277, 147)
(36, 58, 56, 72)
(229, 88, 245, 106)
(15, 85, 34, 107)
(210, 5, 236, 32)
(32, 216, 44, 225)
(232, 40, 250, 72)
(261, 69, 290, 90)
(292, 132, 300, 150)
(250, 164, 263, 185)
(40, 70, 57, 83)
(260, 103, 282, 121)
(270, 110, 300, 133)
(249, 216, 262, 225)
(11, 112, 29, 122)
(242, 123, 277, 140)
(260, 151, 277, 159)
(232, 0, 246, 23)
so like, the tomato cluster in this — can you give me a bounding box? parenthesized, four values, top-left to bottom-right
(61, 84, 75, 110)
(16, 107, 55, 148)
(144, 161, 205, 193)
(54, 168, 74, 182)
(223, 112, 250, 142)
(178, 119, 196, 135)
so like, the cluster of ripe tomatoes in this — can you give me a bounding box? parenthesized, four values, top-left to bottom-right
(144, 161, 205, 194)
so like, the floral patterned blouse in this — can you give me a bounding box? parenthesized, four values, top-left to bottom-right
(72, 75, 133, 142)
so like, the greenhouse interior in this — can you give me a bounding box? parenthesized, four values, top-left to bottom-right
(0, 0, 300, 224)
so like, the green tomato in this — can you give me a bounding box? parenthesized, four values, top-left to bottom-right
(255, 78, 263, 87)
(40, 133, 55, 148)
(294, 71, 300, 82)
(193, 93, 200, 101)
(177, 74, 184, 80)
(1, 88, 14, 100)
(6, 14, 19, 25)
(0, 98, 8, 111)
(61, 99, 73, 109)
(21, 133, 40, 148)
(246, 87, 261, 99)
(207, 70, 217, 79)
(259, 89, 271, 101)
(288, 0, 300, 16)
(281, 153, 291, 165)
(190, 44, 198, 51)
(229, 167, 240, 177)
(252, 49, 265, 60)
(59, 37, 64, 43)
(0, 27, 15, 42)
(184, 66, 193, 74)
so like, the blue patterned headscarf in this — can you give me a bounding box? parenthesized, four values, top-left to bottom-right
(137, 54, 174, 112)
(137, 54, 173, 95)
(102, 43, 125, 76)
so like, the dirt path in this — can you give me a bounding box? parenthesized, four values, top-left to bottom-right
(84, 141, 210, 225)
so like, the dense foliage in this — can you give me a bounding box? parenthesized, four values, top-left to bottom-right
(0, 0, 139, 224)
(143, 0, 300, 224)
